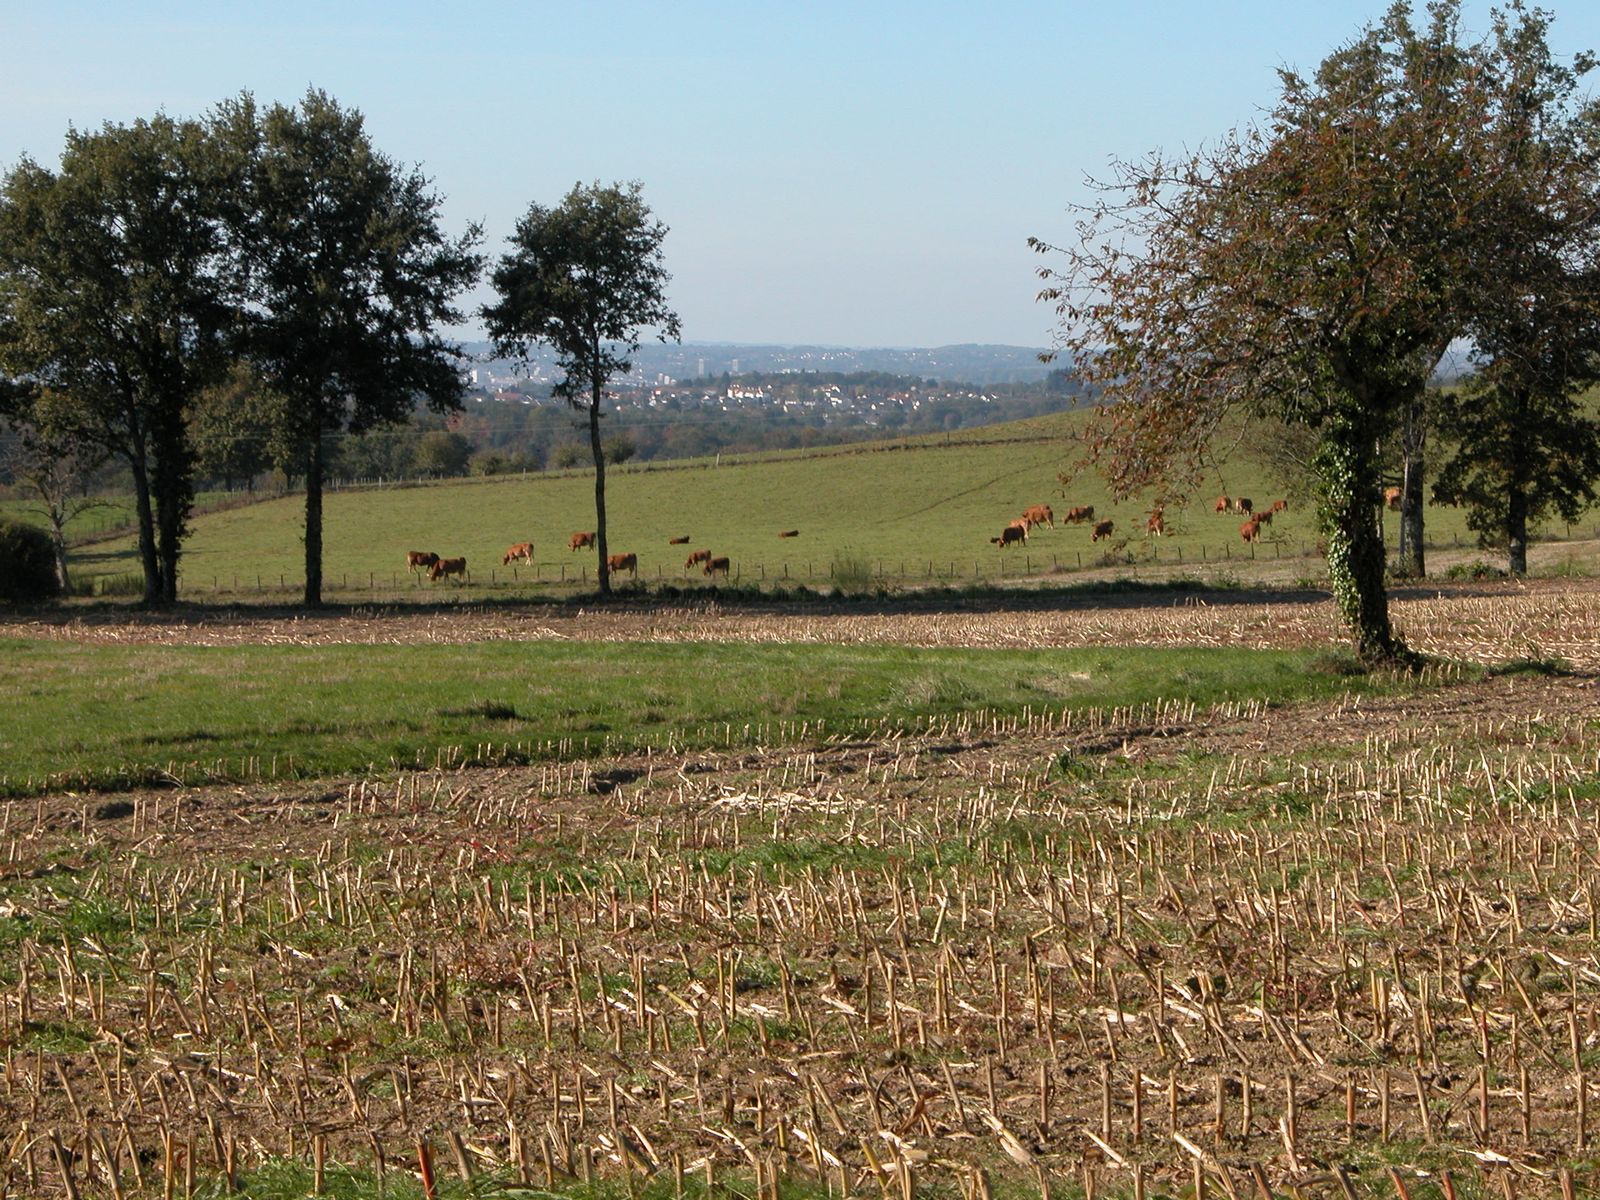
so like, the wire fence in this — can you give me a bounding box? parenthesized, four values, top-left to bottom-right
(81, 534, 1371, 599)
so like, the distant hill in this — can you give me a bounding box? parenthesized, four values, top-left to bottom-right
(466, 341, 1054, 387)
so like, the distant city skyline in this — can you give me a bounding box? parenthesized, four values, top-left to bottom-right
(6, 1, 1600, 347)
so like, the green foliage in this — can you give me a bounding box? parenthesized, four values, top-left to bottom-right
(0, 518, 59, 603)
(412, 429, 474, 478)
(485, 180, 680, 594)
(830, 547, 874, 595)
(0, 108, 242, 604)
(235, 88, 483, 605)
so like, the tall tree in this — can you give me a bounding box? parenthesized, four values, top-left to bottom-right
(1033, 2, 1545, 664)
(0, 113, 241, 604)
(1434, 7, 1600, 575)
(190, 363, 281, 492)
(235, 89, 482, 607)
(483, 181, 680, 596)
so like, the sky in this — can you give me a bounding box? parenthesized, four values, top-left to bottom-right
(5, 2, 1600, 349)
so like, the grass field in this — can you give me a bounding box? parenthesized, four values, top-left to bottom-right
(0, 636, 1384, 796)
(37, 412, 1589, 601)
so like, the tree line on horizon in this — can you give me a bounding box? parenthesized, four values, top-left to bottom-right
(0, 89, 676, 604)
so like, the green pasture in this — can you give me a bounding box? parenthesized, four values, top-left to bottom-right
(35, 411, 1592, 599)
(0, 636, 1387, 795)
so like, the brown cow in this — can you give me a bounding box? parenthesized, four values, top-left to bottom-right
(1146, 508, 1165, 537)
(1214, 495, 1230, 514)
(429, 556, 467, 582)
(990, 523, 1027, 548)
(1021, 504, 1054, 529)
(1091, 519, 1114, 542)
(1064, 504, 1095, 524)
(1234, 497, 1253, 515)
(501, 542, 533, 566)
(1240, 518, 1261, 543)
(668, 535, 691, 545)
(568, 531, 596, 551)
(704, 556, 731, 577)
(406, 550, 439, 574)
(607, 552, 638, 577)
(685, 549, 713, 569)
(777, 529, 800, 538)
(1383, 486, 1403, 510)
(1271, 498, 1288, 513)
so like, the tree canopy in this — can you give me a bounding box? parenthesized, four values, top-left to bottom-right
(0, 111, 242, 603)
(1033, 0, 1600, 662)
(484, 181, 680, 596)
(233, 89, 483, 607)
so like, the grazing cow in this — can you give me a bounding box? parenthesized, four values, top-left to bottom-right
(990, 523, 1027, 548)
(1214, 495, 1231, 514)
(406, 550, 439, 574)
(1271, 498, 1288, 513)
(668, 535, 691, 545)
(607, 552, 638, 577)
(1235, 497, 1253, 515)
(1022, 504, 1055, 529)
(568, 531, 596, 551)
(501, 542, 533, 566)
(1240, 519, 1261, 543)
(685, 549, 713, 569)
(1254, 509, 1273, 526)
(1064, 504, 1095, 524)
(704, 556, 731, 577)
(778, 529, 800, 538)
(1383, 486, 1403, 510)
(429, 556, 468, 582)
(1146, 508, 1165, 537)
(1091, 519, 1115, 542)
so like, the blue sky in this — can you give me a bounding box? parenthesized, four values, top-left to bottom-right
(5, 2, 1599, 348)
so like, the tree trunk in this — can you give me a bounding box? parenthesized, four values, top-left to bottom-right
(1397, 392, 1426, 578)
(48, 508, 70, 592)
(589, 374, 610, 598)
(303, 431, 324, 607)
(1316, 415, 1414, 666)
(128, 449, 162, 606)
(1506, 482, 1529, 576)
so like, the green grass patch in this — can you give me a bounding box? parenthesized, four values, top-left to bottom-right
(1, 637, 1392, 795)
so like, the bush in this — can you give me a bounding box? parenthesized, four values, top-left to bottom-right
(830, 548, 874, 596)
(0, 518, 61, 603)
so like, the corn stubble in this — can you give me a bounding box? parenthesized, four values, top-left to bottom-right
(2, 597, 1600, 1196)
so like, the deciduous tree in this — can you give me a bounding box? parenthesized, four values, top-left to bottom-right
(1434, 7, 1600, 575)
(235, 89, 482, 607)
(1033, 1, 1579, 663)
(0, 112, 242, 603)
(483, 181, 680, 596)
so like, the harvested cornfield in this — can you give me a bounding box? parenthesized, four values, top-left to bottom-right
(3, 579, 1600, 1197)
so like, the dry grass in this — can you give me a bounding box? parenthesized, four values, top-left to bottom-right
(4, 579, 1600, 1197)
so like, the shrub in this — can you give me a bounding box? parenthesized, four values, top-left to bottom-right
(830, 548, 874, 596)
(0, 518, 61, 604)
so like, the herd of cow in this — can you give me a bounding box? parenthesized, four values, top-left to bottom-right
(988, 502, 1115, 549)
(404, 528, 782, 584)
(407, 491, 1314, 586)
(1214, 494, 1290, 543)
(989, 494, 1292, 551)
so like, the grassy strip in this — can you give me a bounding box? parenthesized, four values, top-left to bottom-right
(4, 638, 1389, 795)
